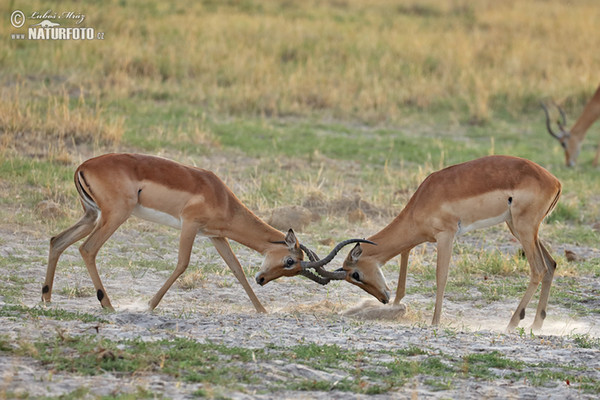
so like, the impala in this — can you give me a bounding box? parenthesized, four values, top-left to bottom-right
(42, 153, 366, 312)
(542, 83, 600, 166)
(316, 156, 562, 331)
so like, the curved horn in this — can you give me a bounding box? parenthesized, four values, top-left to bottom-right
(299, 244, 320, 263)
(299, 243, 344, 282)
(555, 103, 570, 137)
(300, 239, 376, 270)
(298, 269, 330, 285)
(541, 102, 569, 142)
(313, 265, 346, 280)
(556, 103, 567, 129)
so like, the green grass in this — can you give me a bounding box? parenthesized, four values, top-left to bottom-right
(0, 273, 28, 303)
(4, 334, 596, 396)
(0, 305, 108, 324)
(463, 351, 523, 379)
(551, 224, 600, 248)
(571, 334, 600, 349)
(551, 277, 600, 316)
(575, 258, 600, 277)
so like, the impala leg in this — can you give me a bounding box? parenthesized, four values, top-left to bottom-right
(210, 237, 267, 313)
(42, 208, 98, 303)
(393, 251, 410, 305)
(148, 221, 199, 310)
(531, 241, 557, 330)
(432, 232, 455, 325)
(506, 232, 544, 332)
(79, 209, 132, 310)
(507, 278, 541, 331)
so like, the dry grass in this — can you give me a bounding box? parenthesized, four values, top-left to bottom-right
(177, 270, 207, 290)
(2, 0, 599, 125)
(0, 86, 123, 157)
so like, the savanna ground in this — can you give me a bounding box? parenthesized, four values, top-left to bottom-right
(1, 0, 600, 398)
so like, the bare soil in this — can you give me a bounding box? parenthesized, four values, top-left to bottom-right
(1, 223, 599, 399)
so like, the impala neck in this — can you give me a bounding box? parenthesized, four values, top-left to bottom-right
(570, 85, 600, 138)
(363, 209, 426, 265)
(220, 204, 285, 254)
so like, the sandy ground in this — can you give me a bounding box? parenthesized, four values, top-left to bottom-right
(1, 225, 599, 399)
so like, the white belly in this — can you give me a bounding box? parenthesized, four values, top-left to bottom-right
(132, 205, 182, 229)
(457, 209, 510, 235)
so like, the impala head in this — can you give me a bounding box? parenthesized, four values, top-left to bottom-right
(255, 229, 305, 286)
(255, 230, 377, 287)
(542, 103, 579, 167)
(341, 243, 390, 304)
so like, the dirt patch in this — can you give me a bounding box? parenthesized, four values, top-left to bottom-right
(1, 228, 599, 399)
(343, 299, 407, 321)
(34, 200, 65, 220)
(303, 191, 392, 220)
(267, 205, 318, 232)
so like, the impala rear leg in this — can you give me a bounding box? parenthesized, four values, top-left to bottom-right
(506, 221, 548, 331)
(531, 240, 557, 330)
(393, 250, 410, 305)
(79, 208, 132, 310)
(42, 208, 98, 303)
(210, 237, 267, 313)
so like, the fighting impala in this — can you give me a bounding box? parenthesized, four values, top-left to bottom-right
(339, 156, 561, 331)
(259, 156, 561, 331)
(542, 83, 600, 166)
(42, 153, 367, 312)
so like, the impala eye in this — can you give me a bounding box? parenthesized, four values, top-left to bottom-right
(284, 257, 295, 269)
(351, 271, 360, 281)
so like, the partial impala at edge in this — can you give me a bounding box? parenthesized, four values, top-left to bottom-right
(542, 83, 600, 166)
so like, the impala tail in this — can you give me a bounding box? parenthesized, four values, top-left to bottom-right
(76, 171, 98, 208)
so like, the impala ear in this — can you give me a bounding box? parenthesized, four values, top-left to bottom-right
(349, 243, 363, 262)
(284, 229, 299, 250)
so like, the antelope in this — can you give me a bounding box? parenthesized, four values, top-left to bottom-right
(272, 156, 560, 332)
(542, 83, 600, 167)
(42, 153, 367, 312)
(340, 156, 562, 331)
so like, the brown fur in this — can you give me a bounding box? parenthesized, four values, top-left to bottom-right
(42, 153, 305, 313)
(342, 155, 562, 332)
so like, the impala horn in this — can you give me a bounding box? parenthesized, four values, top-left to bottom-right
(541, 102, 570, 143)
(299, 244, 320, 263)
(300, 239, 376, 280)
(298, 244, 330, 285)
(298, 269, 331, 285)
(555, 103, 568, 132)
